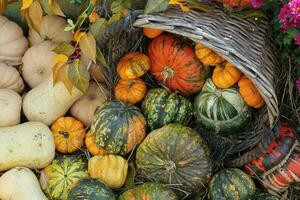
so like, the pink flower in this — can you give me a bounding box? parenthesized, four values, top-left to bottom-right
(296, 77, 300, 92)
(295, 33, 300, 46)
(279, 0, 300, 31)
(251, 0, 264, 8)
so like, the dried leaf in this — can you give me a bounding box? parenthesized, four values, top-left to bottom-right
(144, 0, 169, 14)
(54, 54, 68, 64)
(79, 32, 96, 63)
(39, 0, 52, 14)
(0, 0, 7, 14)
(52, 62, 74, 93)
(96, 47, 108, 68)
(89, 11, 100, 23)
(74, 30, 86, 43)
(68, 59, 90, 93)
(28, 1, 42, 33)
(169, 0, 189, 12)
(124, 162, 136, 188)
(89, 18, 106, 38)
(53, 42, 75, 56)
(21, 0, 33, 10)
(51, 0, 65, 17)
(111, 0, 134, 14)
(106, 9, 129, 26)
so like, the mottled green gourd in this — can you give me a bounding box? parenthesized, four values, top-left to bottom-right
(91, 100, 146, 155)
(118, 183, 178, 200)
(136, 124, 212, 195)
(193, 78, 252, 135)
(68, 178, 116, 200)
(208, 168, 256, 200)
(141, 88, 193, 131)
(40, 154, 89, 200)
(249, 193, 280, 200)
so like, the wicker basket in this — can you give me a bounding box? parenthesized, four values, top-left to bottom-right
(97, 6, 280, 166)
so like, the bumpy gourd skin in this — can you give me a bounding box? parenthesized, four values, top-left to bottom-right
(195, 43, 225, 66)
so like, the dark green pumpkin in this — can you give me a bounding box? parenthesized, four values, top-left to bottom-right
(91, 100, 146, 155)
(136, 124, 212, 195)
(249, 193, 280, 200)
(118, 183, 177, 200)
(208, 168, 256, 200)
(68, 178, 116, 200)
(141, 88, 193, 131)
(193, 78, 252, 135)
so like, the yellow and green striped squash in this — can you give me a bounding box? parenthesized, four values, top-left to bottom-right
(193, 78, 252, 135)
(208, 168, 256, 200)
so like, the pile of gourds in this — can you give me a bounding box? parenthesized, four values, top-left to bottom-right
(0, 8, 295, 200)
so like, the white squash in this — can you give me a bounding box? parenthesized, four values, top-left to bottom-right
(70, 82, 108, 126)
(22, 41, 57, 88)
(0, 167, 48, 200)
(23, 76, 83, 125)
(0, 63, 24, 93)
(0, 122, 55, 171)
(0, 89, 22, 127)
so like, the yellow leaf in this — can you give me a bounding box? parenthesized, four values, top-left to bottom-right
(54, 54, 68, 64)
(52, 63, 74, 94)
(74, 30, 86, 44)
(28, 1, 43, 33)
(21, 0, 33, 10)
(169, 0, 189, 12)
(89, 11, 100, 23)
(51, 0, 65, 17)
(79, 32, 96, 63)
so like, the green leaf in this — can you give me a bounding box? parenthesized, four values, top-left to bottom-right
(64, 18, 75, 31)
(68, 59, 90, 93)
(106, 9, 128, 26)
(124, 162, 136, 188)
(111, 0, 134, 14)
(144, 0, 169, 14)
(74, 0, 94, 31)
(96, 47, 108, 68)
(89, 18, 107, 38)
(79, 32, 96, 63)
(53, 42, 75, 57)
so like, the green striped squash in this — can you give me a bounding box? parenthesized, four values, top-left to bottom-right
(136, 124, 212, 195)
(40, 154, 89, 200)
(250, 193, 280, 200)
(193, 78, 252, 135)
(141, 88, 193, 131)
(91, 100, 146, 155)
(118, 183, 178, 200)
(68, 178, 116, 200)
(208, 168, 256, 200)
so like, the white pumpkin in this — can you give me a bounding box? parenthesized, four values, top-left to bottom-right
(0, 122, 55, 171)
(23, 76, 83, 125)
(70, 82, 108, 126)
(28, 15, 73, 46)
(22, 41, 57, 88)
(0, 89, 22, 127)
(0, 15, 28, 65)
(0, 63, 24, 93)
(0, 167, 48, 200)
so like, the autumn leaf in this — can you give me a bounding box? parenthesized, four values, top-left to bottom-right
(144, 0, 169, 14)
(79, 32, 96, 63)
(21, 0, 33, 10)
(96, 47, 108, 68)
(74, 30, 86, 43)
(73, 0, 94, 31)
(68, 59, 90, 93)
(0, 0, 7, 14)
(53, 42, 75, 56)
(106, 9, 129, 26)
(111, 0, 134, 14)
(89, 18, 106, 38)
(51, 0, 65, 17)
(52, 62, 74, 93)
(169, 0, 189, 12)
(89, 11, 100, 23)
(28, 1, 43, 33)
(54, 54, 68, 64)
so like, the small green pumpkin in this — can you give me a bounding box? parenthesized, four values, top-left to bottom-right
(40, 154, 89, 200)
(141, 88, 193, 130)
(208, 168, 256, 200)
(91, 100, 146, 155)
(136, 124, 212, 195)
(193, 78, 252, 135)
(249, 193, 280, 200)
(118, 183, 177, 200)
(68, 178, 116, 200)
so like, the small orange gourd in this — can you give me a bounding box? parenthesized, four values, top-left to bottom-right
(117, 52, 150, 80)
(115, 79, 147, 104)
(238, 75, 265, 108)
(212, 62, 242, 88)
(51, 117, 86, 154)
(195, 43, 225, 66)
(85, 131, 108, 156)
(143, 28, 164, 38)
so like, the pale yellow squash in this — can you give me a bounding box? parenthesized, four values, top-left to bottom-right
(0, 63, 24, 93)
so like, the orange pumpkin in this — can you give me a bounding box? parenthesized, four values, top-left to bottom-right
(195, 43, 225, 66)
(238, 75, 265, 108)
(212, 62, 242, 88)
(51, 117, 86, 154)
(115, 79, 147, 104)
(143, 28, 164, 38)
(215, 0, 251, 7)
(117, 52, 150, 80)
(85, 131, 108, 156)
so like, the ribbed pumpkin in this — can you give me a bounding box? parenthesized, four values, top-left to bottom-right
(136, 124, 212, 195)
(117, 52, 150, 80)
(141, 88, 193, 131)
(68, 178, 116, 200)
(143, 28, 164, 38)
(212, 62, 242, 88)
(0, 63, 24, 93)
(193, 78, 252, 135)
(208, 168, 256, 200)
(215, 0, 251, 7)
(238, 75, 265, 108)
(195, 43, 225, 66)
(118, 183, 178, 200)
(40, 155, 89, 200)
(115, 79, 147, 104)
(85, 131, 108, 156)
(51, 116, 86, 154)
(91, 100, 146, 155)
(148, 34, 208, 96)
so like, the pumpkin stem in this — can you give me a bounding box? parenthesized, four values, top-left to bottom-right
(127, 80, 136, 89)
(216, 89, 222, 97)
(59, 131, 70, 138)
(162, 66, 175, 83)
(165, 160, 176, 174)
